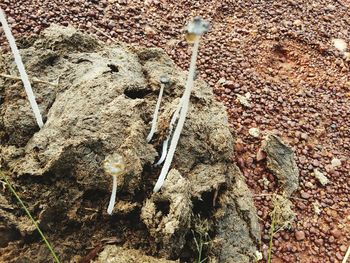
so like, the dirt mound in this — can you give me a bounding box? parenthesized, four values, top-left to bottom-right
(0, 25, 260, 262)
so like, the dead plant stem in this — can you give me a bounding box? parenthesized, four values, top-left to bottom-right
(0, 73, 58, 87)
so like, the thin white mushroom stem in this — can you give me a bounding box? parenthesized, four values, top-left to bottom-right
(107, 175, 117, 215)
(154, 99, 183, 166)
(153, 37, 200, 192)
(154, 138, 168, 166)
(0, 9, 44, 128)
(103, 153, 125, 216)
(147, 81, 166, 142)
(154, 64, 197, 166)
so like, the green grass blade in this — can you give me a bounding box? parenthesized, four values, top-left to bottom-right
(267, 210, 276, 263)
(1, 171, 60, 263)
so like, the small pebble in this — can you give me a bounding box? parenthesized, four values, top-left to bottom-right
(305, 181, 314, 188)
(330, 228, 342, 238)
(314, 169, 329, 186)
(315, 238, 324, 245)
(301, 133, 308, 140)
(331, 158, 341, 168)
(301, 192, 311, 199)
(335, 252, 343, 261)
(237, 94, 251, 107)
(340, 245, 348, 252)
(249, 127, 260, 138)
(256, 149, 266, 161)
(295, 230, 306, 241)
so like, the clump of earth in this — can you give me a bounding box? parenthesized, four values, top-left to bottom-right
(0, 25, 260, 263)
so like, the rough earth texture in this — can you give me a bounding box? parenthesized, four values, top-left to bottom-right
(0, 25, 259, 262)
(1, 0, 349, 262)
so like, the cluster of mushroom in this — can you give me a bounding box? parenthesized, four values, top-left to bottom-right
(0, 10, 209, 215)
(150, 17, 209, 193)
(105, 17, 209, 214)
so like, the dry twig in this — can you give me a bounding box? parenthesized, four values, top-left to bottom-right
(0, 73, 58, 87)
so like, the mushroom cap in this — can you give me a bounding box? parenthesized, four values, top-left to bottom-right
(103, 153, 126, 177)
(186, 16, 210, 36)
(160, 75, 170, 84)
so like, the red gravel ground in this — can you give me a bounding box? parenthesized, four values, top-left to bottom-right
(1, 0, 349, 262)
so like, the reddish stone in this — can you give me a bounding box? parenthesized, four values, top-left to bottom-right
(301, 192, 311, 199)
(330, 229, 342, 238)
(295, 230, 306, 241)
(256, 149, 267, 161)
(336, 252, 343, 260)
(340, 245, 348, 252)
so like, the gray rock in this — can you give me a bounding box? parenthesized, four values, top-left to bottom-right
(236, 94, 251, 108)
(261, 134, 299, 196)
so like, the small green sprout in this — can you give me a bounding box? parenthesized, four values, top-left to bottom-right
(103, 154, 125, 215)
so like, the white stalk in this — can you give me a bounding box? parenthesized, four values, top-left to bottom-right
(0, 9, 43, 128)
(155, 138, 168, 166)
(154, 98, 184, 166)
(153, 37, 200, 192)
(147, 82, 165, 142)
(107, 175, 117, 215)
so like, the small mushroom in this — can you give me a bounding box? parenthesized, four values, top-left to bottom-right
(160, 75, 170, 85)
(103, 153, 126, 215)
(153, 17, 209, 193)
(146, 75, 170, 142)
(185, 16, 210, 43)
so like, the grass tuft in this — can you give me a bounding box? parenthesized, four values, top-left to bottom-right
(267, 194, 295, 263)
(192, 216, 211, 263)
